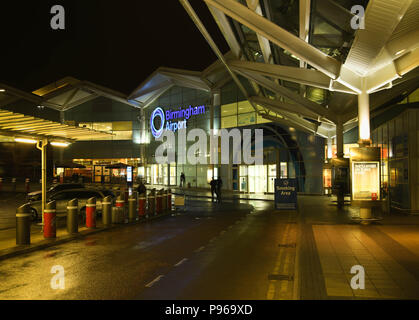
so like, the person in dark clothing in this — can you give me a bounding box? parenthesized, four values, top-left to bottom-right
(210, 178, 217, 202)
(137, 180, 147, 195)
(180, 173, 186, 188)
(216, 178, 223, 203)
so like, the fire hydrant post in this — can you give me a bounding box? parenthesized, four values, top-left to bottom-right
(44, 201, 57, 239)
(67, 198, 78, 235)
(86, 197, 97, 229)
(16, 204, 31, 245)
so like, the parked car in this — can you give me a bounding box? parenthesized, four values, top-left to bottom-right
(26, 183, 85, 202)
(27, 188, 115, 221)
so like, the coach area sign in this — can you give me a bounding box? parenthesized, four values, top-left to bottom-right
(275, 179, 297, 210)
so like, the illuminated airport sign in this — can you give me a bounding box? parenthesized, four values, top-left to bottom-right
(150, 105, 206, 138)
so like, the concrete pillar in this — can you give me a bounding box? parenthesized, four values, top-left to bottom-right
(327, 136, 333, 159)
(336, 119, 344, 159)
(336, 119, 344, 208)
(358, 80, 371, 146)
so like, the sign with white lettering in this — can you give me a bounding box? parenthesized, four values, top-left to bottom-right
(275, 178, 297, 210)
(150, 105, 206, 138)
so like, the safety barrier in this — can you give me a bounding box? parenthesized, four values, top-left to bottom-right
(16, 188, 174, 245)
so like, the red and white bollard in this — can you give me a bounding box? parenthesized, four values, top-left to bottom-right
(86, 197, 96, 229)
(0, 178, 3, 192)
(25, 178, 30, 193)
(116, 195, 125, 209)
(44, 201, 57, 239)
(138, 194, 146, 218)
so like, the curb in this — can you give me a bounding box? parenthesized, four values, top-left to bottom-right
(0, 212, 172, 262)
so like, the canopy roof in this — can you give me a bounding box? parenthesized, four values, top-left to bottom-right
(0, 108, 113, 142)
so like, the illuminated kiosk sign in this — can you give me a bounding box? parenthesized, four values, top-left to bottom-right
(150, 105, 206, 138)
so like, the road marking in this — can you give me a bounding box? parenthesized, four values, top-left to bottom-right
(195, 246, 205, 253)
(220, 230, 226, 235)
(145, 275, 164, 288)
(174, 258, 188, 267)
(209, 237, 217, 243)
(228, 225, 234, 229)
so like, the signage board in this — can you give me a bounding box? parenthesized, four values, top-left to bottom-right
(351, 161, 380, 201)
(275, 178, 297, 210)
(127, 166, 133, 183)
(150, 105, 206, 138)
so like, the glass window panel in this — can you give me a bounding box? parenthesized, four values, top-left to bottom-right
(238, 112, 256, 127)
(221, 115, 238, 128)
(257, 113, 271, 124)
(221, 103, 237, 117)
(238, 101, 254, 114)
(112, 121, 132, 131)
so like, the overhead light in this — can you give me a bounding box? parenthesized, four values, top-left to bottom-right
(395, 49, 405, 56)
(51, 141, 70, 147)
(15, 138, 37, 144)
(0, 89, 5, 92)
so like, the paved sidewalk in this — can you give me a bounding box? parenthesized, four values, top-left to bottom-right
(296, 195, 419, 300)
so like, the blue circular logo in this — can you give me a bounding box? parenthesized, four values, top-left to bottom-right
(150, 107, 165, 138)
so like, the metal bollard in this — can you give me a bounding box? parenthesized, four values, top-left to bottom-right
(12, 178, 16, 192)
(116, 194, 125, 209)
(128, 195, 137, 222)
(168, 188, 172, 212)
(162, 190, 168, 212)
(112, 206, 125, 224)
(44, 201, 57, 239)
(138, 193, 146, 218)
(66, 199, 78, 234)
(156, 190, 162, 215)
(86, 197, 96, 228)
(16, 204, 31, 245)
(102, 196, 112, 226)
(25, 178, 30, 193)
(148, 190, 156, 216)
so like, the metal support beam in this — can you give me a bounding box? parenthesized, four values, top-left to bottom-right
(203, 0, 341, 79)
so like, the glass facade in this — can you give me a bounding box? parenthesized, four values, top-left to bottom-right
(372, 109, 416, 212)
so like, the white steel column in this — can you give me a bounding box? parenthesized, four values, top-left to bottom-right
(336, 119, 344, 159)
(358, 79, 371, 145)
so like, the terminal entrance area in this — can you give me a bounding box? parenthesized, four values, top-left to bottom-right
(239, 163, 288, 194)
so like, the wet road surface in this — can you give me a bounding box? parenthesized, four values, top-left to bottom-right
(0, 199, 297, 300)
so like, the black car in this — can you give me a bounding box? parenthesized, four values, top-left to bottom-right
(26, 183, 85, 202)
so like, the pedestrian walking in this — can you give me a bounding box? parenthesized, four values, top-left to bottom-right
(210, 178, 217, 202)
(180, 172, 186, 188)
(137, 179, 147, 195)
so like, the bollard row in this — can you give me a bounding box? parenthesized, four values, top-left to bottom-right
(15, 189, 174, 245)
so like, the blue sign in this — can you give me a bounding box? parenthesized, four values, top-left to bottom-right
(150, 105, 206, 138)
(275, 179, 297, 210)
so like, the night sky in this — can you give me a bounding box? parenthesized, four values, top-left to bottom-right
(0, 0, 229, 95)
